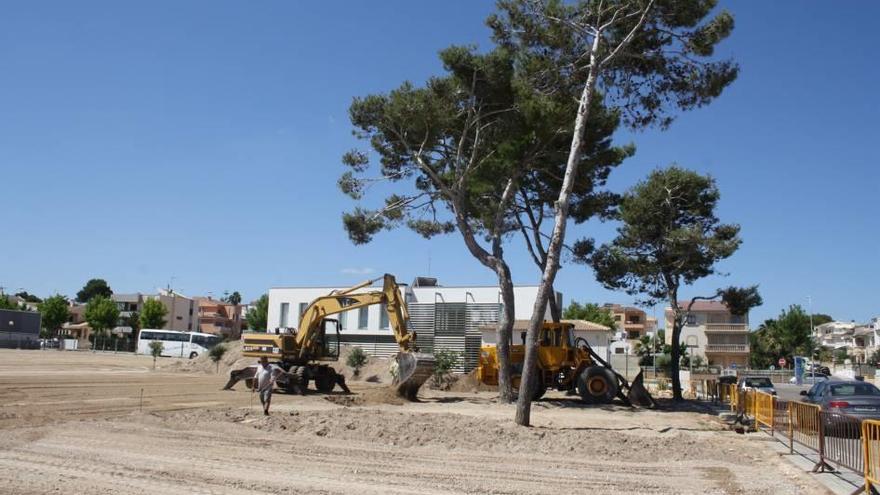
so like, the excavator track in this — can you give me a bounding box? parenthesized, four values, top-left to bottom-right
(395, 352, 435, 401)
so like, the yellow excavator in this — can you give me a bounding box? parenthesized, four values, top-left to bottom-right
(223, 274, 435, 400)
(477, 321, 655, 407)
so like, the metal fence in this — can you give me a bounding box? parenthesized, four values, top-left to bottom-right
(820, 411, 863, 475)
(728, 389, 876, 493)
(862, 420, 880, 494)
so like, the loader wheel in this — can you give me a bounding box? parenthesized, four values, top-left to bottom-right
(577, 367, 618, 404)
(531, 379, 547, 401)
(314, 368, 336, 393)
(293, 366, 310, 394)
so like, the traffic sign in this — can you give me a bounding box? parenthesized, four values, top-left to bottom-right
(778, 357, 787, 367)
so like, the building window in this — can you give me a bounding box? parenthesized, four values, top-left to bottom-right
(299, 302, 309, 317)
(358, 307, 369, 329)
(280, 303, 290, 328)
(629, 315, 640, 324)
(614, 315, 622, 321)
(686, 314, 696, 326)
(380, 303, 389, 329)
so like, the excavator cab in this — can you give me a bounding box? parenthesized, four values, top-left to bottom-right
(313, 318, 341, 361)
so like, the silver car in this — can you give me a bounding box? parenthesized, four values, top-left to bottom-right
(801, 380, 880, 419)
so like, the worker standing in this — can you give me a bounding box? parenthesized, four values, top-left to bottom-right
(255, 356, 282, 416)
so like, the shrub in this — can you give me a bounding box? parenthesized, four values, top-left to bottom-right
(654, 353, 671, 371)
(432, 348, 460, 388)
(148, 341, 164, 369)
(346, 346, 368, 376)
(208, 344, 228, 373)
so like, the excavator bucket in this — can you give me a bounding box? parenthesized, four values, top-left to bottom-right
(394, 352, 436, 401)
(626, 369, 656, 408)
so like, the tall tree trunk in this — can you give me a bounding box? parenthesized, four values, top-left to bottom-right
(495, 263, 516, 402)
(670, 314, 683, 401)
(547, 285, 561, 323)
(668, 284, 683, 401)
(449, 190, 518, 403)
(515, 34, 602, 427)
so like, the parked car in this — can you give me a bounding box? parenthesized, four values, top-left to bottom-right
(801, 380, 880, 437)
(738, 376, 777, 395)
(789, 373, 829, 385)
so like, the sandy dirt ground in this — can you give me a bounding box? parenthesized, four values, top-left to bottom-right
(0, 350, 828, 495)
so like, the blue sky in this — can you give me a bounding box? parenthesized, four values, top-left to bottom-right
(1, 1, 877, 325)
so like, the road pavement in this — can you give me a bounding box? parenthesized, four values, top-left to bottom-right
(775, 383, 811, 401)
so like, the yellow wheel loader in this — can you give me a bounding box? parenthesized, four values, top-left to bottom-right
(223, 274, 435, 400)
(477, 322, 655, 407)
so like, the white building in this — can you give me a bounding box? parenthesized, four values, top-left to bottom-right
(266, 276, 559, 371)
(814, 321, 857, 350)
(664, 301, 751, 369)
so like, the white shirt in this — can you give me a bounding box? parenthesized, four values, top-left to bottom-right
(255, 363, 281, 392)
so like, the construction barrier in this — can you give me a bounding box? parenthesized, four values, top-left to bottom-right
(753, 391, 775, 432)
(727, 384, 739, 412)
(820, 411, 863, 475)
(862, 420, 880, 494)
(721, 390, 878, 492)
(773, 396, 791, 438)
(789, 400, 822, 454)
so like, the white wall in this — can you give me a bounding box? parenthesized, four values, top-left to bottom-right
(411, 285, 553, 320)
(267, 283, 557, 336)
(267, 285, 399, 335)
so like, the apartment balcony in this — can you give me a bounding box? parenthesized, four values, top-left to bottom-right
(704, 323, 748, 332)
(705, 344, 749, 353)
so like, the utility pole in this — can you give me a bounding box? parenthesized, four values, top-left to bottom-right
(807, 295, 815, 335)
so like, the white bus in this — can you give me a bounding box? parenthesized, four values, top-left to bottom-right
(137, 329, 221, 359)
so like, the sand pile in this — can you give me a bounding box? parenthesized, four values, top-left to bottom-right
(182, 407, 736, 463)
(447, 369, 497, 393)
(336, 346, 395, 384)
(324, 386, 407, 407)
(161, 340, 253, 375)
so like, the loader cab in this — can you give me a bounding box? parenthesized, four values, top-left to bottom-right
(537, 322, 578, 371)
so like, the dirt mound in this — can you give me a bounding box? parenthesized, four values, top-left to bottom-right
(324, 386, 407, 407)
(337, 345, 395, 384)
(161, 340, 253, 375)
(446, 369, 497, 393)
(177, 406, 744, 464)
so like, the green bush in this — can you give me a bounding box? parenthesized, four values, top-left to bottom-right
(654, 353, 671, 371)
(432, 348, 460, 388)
(346, 346, 368, 376)
(208, 344, 228, 373)
(148, 341, 164, 369)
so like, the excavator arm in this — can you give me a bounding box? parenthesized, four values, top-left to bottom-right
(295, 274, 417, 358)
(292, 273, 434, 399)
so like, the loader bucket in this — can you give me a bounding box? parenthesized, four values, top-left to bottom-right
(394, 352, 436, 401)
(626, 369, 656, 408)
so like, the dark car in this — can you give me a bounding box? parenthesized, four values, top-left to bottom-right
(811, 365, 832, 376)
(801, 380, 880, 419)
(738, 376, 777, 395)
